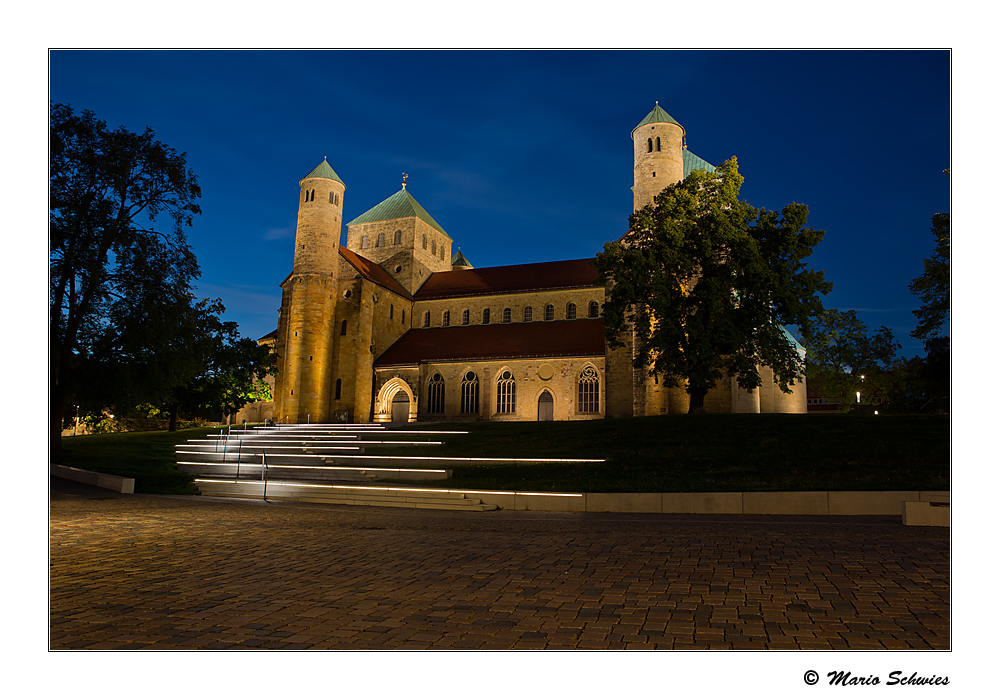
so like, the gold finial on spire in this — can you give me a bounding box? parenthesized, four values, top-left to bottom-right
(402, 172, 408, 189)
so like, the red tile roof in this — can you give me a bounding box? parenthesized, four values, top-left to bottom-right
(415, 258, 600, 300)
(374, 318, 606, 367)
(339, 246, 413, 299)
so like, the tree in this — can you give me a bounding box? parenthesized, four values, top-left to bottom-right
(909, 211, 950, 340)
(50, 103, 201, 449)
(800, 308, 900, 411)
(595, 158, 831, 412)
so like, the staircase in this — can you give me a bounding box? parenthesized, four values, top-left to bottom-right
(176, 423, 496, 511)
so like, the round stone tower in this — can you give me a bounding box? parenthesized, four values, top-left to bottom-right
(274, 158, 346, 423)
(632, 102, 686, 211)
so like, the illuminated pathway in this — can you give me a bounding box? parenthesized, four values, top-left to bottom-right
(49, 478, 949, 650)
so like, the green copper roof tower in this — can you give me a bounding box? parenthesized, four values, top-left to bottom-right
(301, 156, 345, 185)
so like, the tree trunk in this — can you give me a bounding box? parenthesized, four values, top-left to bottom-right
(687, 387, 708, 414)
(168, 404, 179, 432)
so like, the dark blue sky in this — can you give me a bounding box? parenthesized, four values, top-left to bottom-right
(49, 49, 950, 355)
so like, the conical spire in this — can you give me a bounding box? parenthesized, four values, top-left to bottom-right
(301, 156, 345, 184)
(631, 102, 685, 138)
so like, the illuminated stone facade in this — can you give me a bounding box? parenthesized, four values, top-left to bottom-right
(257, 106, 807, 424)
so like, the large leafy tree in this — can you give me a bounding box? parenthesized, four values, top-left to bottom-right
(800, 308, 901, 411)
(595, 158, 831, 412)
(909, 211, 950, 341)
(50, 103, 201, 448)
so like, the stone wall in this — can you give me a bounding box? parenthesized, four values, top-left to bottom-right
(346, 217, 452, 295)
(375, 355, 606, 423)
(412, 287, 603, 329)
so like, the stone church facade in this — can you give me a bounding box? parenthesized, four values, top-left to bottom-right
(249, 104, 807, 424)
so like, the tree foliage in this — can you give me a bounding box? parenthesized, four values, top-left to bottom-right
(800, 308, 900, 411)
(50, 103, 270, 442)
(909, 212, 950, 340)
(595, 158, 831, 412)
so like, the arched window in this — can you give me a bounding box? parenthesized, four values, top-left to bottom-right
(589, 301, 600, 318)
(496, 370, 516, 414)
(544, 304, 554, 321)
(567, 303, 577, 320)
(647, 138, 653, 153)
(578, 366, 600, 413)
(503, 308, 511, 323)
(335, 378, 342, 400)
(329, 191, 335, 204)
(401, 309, 405, 324)
(304, 190, 309, 202)
(440, 247, 445, 260)
(462, 309, 470, 325)
(335, 193, 339, 205)
(482, 308, 490, 325)
(655, 136, 661, 152)
(422, 234, 427, 250)
(423, 311, 430, 328)
(524, 306, 533, 322)
(461, 371, 479, 414)
(431, 240, 437, 255)
(310, 189, 315, 201)
(442, 310, 450, 327)
(361, 235, 369, 249)
(390, 304, 394, 319)
(428, 373, 445, 414)
(394, 230, 402, 245)
(377, 231, 386, 247)
(340, 319, 347, 335)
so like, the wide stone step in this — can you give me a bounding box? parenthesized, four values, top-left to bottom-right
(194, 479, 497, 511)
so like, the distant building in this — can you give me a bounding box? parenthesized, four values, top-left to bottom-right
(248, 105, 807, 424)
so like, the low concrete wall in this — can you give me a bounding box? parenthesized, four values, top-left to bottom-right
(50, 464, 135, 494)
(472, 490, 949, 516)
(902, 500, 951, 527)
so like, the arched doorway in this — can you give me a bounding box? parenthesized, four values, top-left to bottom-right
(391, 390, 410, 423)
(537, 390, 554, 421)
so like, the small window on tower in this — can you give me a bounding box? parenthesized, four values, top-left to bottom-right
(340, 320, 347, 335)
(377, 232, 386, 247)
(361, 235, 369, 249)
(394, 230, 402, 245)
(390, 304, 394, 319)
(656, 137, 661, 152)
(647, 138, 653, 153)
(329, 192, 334, 204)
(310, 190, 315, 201)
(422, 234, 427, 250)
(432, 240, 437, 255)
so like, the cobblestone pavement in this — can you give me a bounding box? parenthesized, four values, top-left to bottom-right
(49, 478, 950, 650)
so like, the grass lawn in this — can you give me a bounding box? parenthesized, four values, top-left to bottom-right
(51, 414, 949, 495)
(52, 426, 216, 494)
(385, 414, 950, 493)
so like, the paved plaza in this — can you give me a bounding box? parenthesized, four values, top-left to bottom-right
(49, 478, 950, 650)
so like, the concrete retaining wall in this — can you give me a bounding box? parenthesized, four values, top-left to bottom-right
(469, 490, 950, 516)
(50, 464, 135, 494)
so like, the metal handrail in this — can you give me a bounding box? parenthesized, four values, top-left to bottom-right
(262, 449, 268, 501)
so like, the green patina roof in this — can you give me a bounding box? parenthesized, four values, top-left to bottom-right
(782, 326, 806, 352)
(632, 103, 685, 138)
(347, 187, 449, 237)
(451, 248, 473, 268)
(301, 157, 344, 184)
(683, 149, 716, 178)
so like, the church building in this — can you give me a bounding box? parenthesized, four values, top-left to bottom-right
(250, 104, 807, 424)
